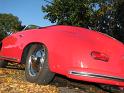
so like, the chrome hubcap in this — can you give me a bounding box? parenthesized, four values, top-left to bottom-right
(28, 47, 45, 76)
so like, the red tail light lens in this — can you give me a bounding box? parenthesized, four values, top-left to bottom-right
(91, 51, 109, 62)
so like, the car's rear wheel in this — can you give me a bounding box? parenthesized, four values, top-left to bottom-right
(25, 44, 55, 84)
(0, 60, 8, 68)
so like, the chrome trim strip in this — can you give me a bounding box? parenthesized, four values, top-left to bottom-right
(69, 71, 124, 82)
(0, 56, 18, 62)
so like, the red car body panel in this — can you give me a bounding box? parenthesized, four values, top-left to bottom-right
(0, 25, 124, 86)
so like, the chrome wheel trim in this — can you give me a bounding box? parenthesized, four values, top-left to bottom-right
(28, 46, 46, 77)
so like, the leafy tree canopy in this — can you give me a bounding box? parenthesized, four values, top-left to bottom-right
(0, 13, 23, 40)
(42, 0, 95, 27)
(42, 0, 115, 26)
(116, 1, 124, 41)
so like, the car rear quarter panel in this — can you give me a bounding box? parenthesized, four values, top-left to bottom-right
(1, 26, 124, 86)
(0, 27, 92, 75)
(1, 26, 124, 83)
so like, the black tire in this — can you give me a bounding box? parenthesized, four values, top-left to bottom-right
(0, 60, 8, 68)
(25, 44, 55, 84)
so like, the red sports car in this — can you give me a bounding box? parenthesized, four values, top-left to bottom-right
(0, 25, 124, 87)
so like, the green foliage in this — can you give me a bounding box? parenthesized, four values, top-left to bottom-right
(0, 13, 22, 41)
(115, 1, 124, 42)
(42, 0, 124, 42)
(42, 0, 116, 32)
(42, 0, 94, 27)
(42, 0, 112, 27)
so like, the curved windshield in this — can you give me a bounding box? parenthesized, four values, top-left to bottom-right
(23, 25, 40, 30)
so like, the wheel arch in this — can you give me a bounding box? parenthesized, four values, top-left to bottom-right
(20, 42, 47, 64)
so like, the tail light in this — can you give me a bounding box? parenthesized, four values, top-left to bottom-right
(91, 51, 109, 62)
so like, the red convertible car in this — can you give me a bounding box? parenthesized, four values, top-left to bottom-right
(0, 25, 124, 87)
